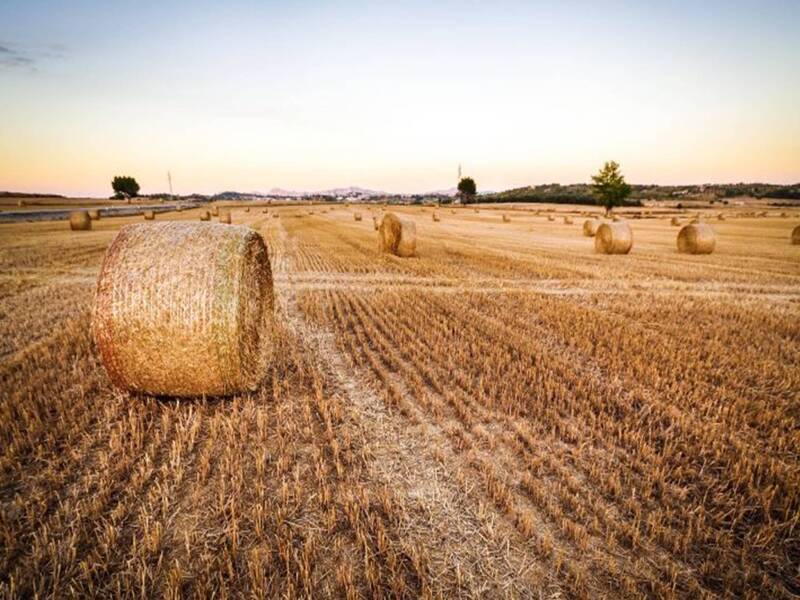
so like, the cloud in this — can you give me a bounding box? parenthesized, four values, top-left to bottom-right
(0, 41, 64, 70)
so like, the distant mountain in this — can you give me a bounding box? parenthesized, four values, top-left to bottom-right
(266, 186, 386, 198)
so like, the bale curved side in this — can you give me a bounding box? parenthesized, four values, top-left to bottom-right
(677, 223, 715, 254)
(595, 222, 633, 254)
(671, 217, 681, 226)
(69, 211, 92, 231)
(144, 210, 155, 220)
(379, 213, 416, 257)
(88, 209, 101, 220)
(92, 222, 274, 397)
(563, 216, 573, 225)
(792, 225, 800, 245)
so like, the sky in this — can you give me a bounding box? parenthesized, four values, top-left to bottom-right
(1, 0, 798, 197)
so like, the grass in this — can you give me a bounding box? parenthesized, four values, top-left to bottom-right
(1, 203, 799, 598)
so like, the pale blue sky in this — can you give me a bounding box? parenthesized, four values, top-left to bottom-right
(1, 0, 798, 196)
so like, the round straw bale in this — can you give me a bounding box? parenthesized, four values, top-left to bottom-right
(474, 208, 479, 213)
(780, 212, 788, 218)
(379, 212, 416, 257)
(263, 208, 269, 214)
(88, 209, 101, 220)
(17, 199, 24, 207)
(677, 223, 715, 254)
(563, 216, 573, 225)
(219, 210, 231, 224)
(595, 222, 633, 254)
(244, 207, 250, 213)
(272, 213, 279, 218)
(582, 218, 601, 237)
(373, 216, 379, 230)
(144, 210, 155, 220)
(547, 215, 555, 222)
(69, 211, 92, 231)
(671, 217, 681, 226)
(92, 222, 274, 397)
(612, 215, 621, 222)
(211, 206, 219, 217)
(199, 211, 211, 221)
(503, 214, 511, 222)
(432, 212, 440, 222)
(354, 212, 362, 221)
(717, 213, 725, 221)
(791, 225, 800, 245)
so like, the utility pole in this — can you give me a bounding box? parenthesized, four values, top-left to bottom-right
(167, 171, 174, 203)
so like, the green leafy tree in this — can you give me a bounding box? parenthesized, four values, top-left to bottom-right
(112, 176, 140, 199)
(458, 177, 477, 203)
(591, 161, 631, 215)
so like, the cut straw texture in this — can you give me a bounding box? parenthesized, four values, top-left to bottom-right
(793, 225, 800, 245)
(677, 223, 715, 254)
(92, 222, 274, 397)
(378, 212, 416, 257)
(595, 222, 633, 254)
(69, 211, 92, 231)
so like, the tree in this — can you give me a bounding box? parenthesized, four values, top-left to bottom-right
(591, 161, 631, 215)
(458, 177, 477, 203)
(112, 176, 140, 199)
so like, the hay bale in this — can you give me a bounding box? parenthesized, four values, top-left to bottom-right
(547, 215, 555, 222)
(373, 216, 379, 230)
(717, 213, 726, 221)
(612, 215, 621, 222)
(92, 222, 274, 397)
(595, 222, 633, 254)
(263, 208, 269, 214)
(502, 214, 511, 222)
(563, 216, 573, 225)
(69, 211, 92, 231)
(791, 225, 800, 245)
(88, 209, 101, 220)
(272, 213, 279, 219)
(219, 210, 231, 224)
(780, 212, 788, 218)
(432, 212, 440, 222)
(473, 208, 479, 214)
(354, 212, 362, 221)
(211, 206, 219, 217)
(244, 207, 250, 213)
(144, 210, 155, 220)
(671, 217, 681, 226)
(199, 211, 211, 221)
(17, 199, 24, 207)
(677, 223, 715, 254)
(582, 218, 601, 237)
(379, 212, 416, 257)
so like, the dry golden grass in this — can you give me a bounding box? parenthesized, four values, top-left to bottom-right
(1, 203, 799, 598)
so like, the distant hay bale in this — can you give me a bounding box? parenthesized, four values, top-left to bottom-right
(272, 213, 279, 218)
(263, 208, 269, 214)
(17, 199, 24, 207)
(69, 211, 92, 231)
(432, 212, 440, 222)
(88, 209, 101, 220)
(677, 223, 716, 254)
(595, 222, 633, 254)
(671, 217, 681, 226)
(219, 210, 231, 224)
(780, 212, 788, 218)
(547, 215, 555, 222)
(563, 216, 573, 225)
(690, 217, 701, 224)
(791, 225, 800, 245)
(143, 210, 155, 220)
(199, 211, 211, 221)
(717, 213, 726, 221)
(177, 206, 184, 213)
(354, 212, 362, 221)
(92, 222, 274, 397)
(503, 214, 510, 222)
(612, 215, 621, 222)
(474, 208, 479, 213)
(582, 218, 601, 237)
(373, 216, 379, 230)
(211, 206, 219, 217)
(244, 207, 250, 213)
(379, 212, 416, 257)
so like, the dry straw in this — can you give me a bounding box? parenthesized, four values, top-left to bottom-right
(272, 213, 279, 218)
(144, 210, 155, 220)
(790, 225, 800, 245)
(373, 216, 379, 230)
(354, 213, 362, 221)
(582, 218, 601, 237)
(503, 214, 510, 222)
(88, 209, 101, 220)
(244, 207, 250, 213)
(595, 222, 633, 254)
(717, 213, 726, 221)
(677, 223, 715, 254)
(432, 212, 440, 222)
(211, 206, 219, 217)
(92, 222, 274, 397)
(219, 210, 231, 224)
(199, 211, 211, 221)
(379, 212, 416, 257)
(547, 215, 555, 222)
(671, 217, 681, 226)
(563, 216, 573, 225)
(69, 211, 92, 231)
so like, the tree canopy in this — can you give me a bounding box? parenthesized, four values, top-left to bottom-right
(591, 161, 631, 214)
(112, 176, 140, 198)
(458, 177, 477, 202)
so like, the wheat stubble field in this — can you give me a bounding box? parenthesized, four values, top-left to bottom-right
(1, 204, 799, 599)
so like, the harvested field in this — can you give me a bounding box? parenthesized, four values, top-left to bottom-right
(1, 203, 799, 598)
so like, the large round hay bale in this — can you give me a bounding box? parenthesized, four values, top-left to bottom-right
(379, 212, 416, 257)
(92, 222, 274, 397)
(677, 223, 715, 254)
(211, 206, 219, 217)
(69, 211, 92, 231)
(88, 209, 101, 220)
(432, 212, 440, 222)
(199, 211, 211, 221)
(263, 208, 269, 214)
(143, 210, 155, 220)
(595, 222, 633, 254)
(354, 212, 362, 221)
(219, 210, 231, 224)
(244, 207, 250, 213)
(563, 216, 573, 225)
(671, 217, 681, 226)
(582, 218, 601, 237)
(790, 225, 800, 245)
